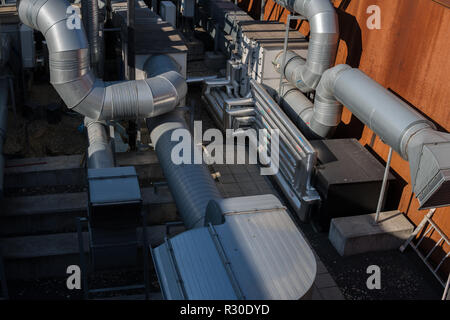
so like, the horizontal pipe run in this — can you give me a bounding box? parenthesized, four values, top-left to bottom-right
(251, 80, 315, 156)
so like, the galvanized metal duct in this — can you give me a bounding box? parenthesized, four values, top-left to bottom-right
(84, 0, 101, 76)
(281, 64, 350, 138)
(18, 0, 186, 121)
(144, 55, 220, 229)
(147, 110, 222, 229)
(273, 0, 339, 92)
(84, 117, 115, 169)
(0, 78, 8, 198)
(322, 65, 450, 209)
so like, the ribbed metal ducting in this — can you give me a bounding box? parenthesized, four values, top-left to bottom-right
(84, 117, 115, 169)
(320, 65, 450, 209)
(278, 63, 350, 138)
(143, 54, 219, 229)
(147, 110, 222, 229)
(85, 0, 101, 76)
(17, 0, 186, 121)
(273, 0, 339, 92)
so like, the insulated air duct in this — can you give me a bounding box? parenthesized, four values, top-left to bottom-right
(273, 0, 339, 92)
(84, 117, 115, 169)
(147, 110, 222, 229)
(17, 0, 186, 121)
(314, 65, 450, 209)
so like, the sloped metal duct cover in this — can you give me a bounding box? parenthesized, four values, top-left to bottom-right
(152, 195, 317, 300)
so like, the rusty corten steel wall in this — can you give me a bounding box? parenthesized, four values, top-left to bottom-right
(244, 0, 450, 274)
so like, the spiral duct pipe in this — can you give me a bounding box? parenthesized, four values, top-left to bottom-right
(17, 0, 186, 121)
(147, 110, 222, 229)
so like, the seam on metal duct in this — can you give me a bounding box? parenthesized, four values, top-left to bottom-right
(274, 0, 339, 92)
(18, 0, 186, 121)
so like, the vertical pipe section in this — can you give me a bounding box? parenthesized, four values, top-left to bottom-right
(84, 117, 114, 169)
(144, 54, 221, 230)
(87, 0, 100, 76)
(274, 0, 339, 92)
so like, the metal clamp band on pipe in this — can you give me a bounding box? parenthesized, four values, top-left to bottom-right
(273, 0, 339, 92)
(18, 0, 186, 121)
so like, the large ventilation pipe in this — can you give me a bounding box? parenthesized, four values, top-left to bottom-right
(84, 117, 115, 169)
(147, 110, 222, 229)
(83, 0, 101, 76)
(273, 0, 339, 92)
(314, 64, 450, 209)
(279, 64, 350, 138)
(144, 54, 222, 230)
(17, 0, 186, 121)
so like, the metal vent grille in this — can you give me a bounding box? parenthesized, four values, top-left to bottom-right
(419, 169, 450, 209)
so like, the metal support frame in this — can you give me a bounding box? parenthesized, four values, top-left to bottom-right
(375, 146, 393, 223)
(443, 274, 450, 300)
(400, 208, 449, 288)
(76, 210, 151, 300)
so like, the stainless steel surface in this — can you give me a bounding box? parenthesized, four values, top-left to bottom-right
(327, 65, 450, 208)
(147, 110, 222, 230)
(153, 194, 317, 300)
(274, 0, 339, 92)
(18, 0, 186, 121)
(84, 117, 115, 169)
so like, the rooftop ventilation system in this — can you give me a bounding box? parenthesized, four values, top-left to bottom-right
(147, 110, 317, 299)
(272, 0, 450, 209)
(309, 65, 450, 209)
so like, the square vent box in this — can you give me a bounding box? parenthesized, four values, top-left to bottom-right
(310, 139, 396, 231)
(87, 166, 142, 228)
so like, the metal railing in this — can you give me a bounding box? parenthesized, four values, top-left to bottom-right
(400, 208, 450, 293)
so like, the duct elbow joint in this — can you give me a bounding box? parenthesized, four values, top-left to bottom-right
(273, 0, 339, 92)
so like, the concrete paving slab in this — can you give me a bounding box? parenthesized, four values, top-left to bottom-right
(329, 211, 414, 256)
